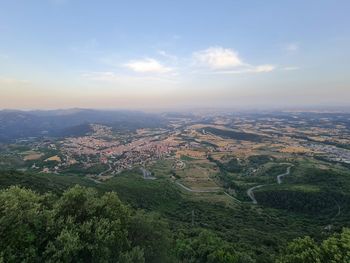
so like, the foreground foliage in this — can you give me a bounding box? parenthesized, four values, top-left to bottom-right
(0, 186, 171, 263)
(278, 228, 350, 263)
(175, 230, 255, 263)
(0, 185, 255, 263)
(1, 172, 350, 262)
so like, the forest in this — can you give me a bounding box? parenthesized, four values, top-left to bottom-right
(1, 177, 349, 263)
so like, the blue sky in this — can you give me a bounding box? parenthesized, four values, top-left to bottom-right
(0, 0, 349, 109)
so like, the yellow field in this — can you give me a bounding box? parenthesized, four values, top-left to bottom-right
(45, 155, 62, 162)
(175, 149, 207, 159)
(23, 152, 43, 161)
(279, 146, 312, 153)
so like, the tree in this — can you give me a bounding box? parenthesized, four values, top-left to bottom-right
(320, 228, 350, 263)
(276, 236, 321, 263)
(128, 210, 174, 263)
(175, 230, 255, 263)
(0, 185, 151, 262)
(277, 228, 350, 263)
(119, 246, 145, 263)
(0, 186, 50, 262)
(45, 185, 131, 262)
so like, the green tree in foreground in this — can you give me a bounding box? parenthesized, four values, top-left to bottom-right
(128, 210, 173, 263)
(3, 185, 350, 263)
(44, 186, 131, 262)
(175, 230, 255, 263)
(0, 186, 50, 262)
(277, 228, 350, 263)
(0, 185, 168, 263)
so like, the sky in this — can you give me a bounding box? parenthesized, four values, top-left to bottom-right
(0, 0, 349, 110)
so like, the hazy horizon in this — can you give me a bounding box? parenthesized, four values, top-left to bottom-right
(2, 105, 350, 114)
(1, 1, 349, 109)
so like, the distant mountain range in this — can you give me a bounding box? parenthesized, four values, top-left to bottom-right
(0, 109, 166, 142)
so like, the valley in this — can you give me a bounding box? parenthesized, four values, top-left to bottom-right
(1, 109, 350, 262)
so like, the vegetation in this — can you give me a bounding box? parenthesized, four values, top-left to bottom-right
(207, 155, 239, 188)
(277, 228, 350, 263)
(175, 230, 255, 263)
(1, 157, 350, 262)
(2, 183, 349, 262)
(203, 127, 264, 142)
(247, 155, 272, 167)
(0, 185, 262, 263)
(254, 165, 350, 221)
(0, 185, 172, 262)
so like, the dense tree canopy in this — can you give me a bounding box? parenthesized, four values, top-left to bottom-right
(175, 230, 255, 263)
(0, 186, 170, 263)
(1, 185, 350, 263)
(277, 228, 350, 263)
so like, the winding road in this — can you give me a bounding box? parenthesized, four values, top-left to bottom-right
(247, 164, 293, 204)
(246, 184, 267, 204)
(246, 164, 342, 222)
(277, 166, 292, 184)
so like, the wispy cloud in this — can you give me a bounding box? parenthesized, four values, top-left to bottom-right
(92, 46, 276, 80)
(254, 64, 275, 72)
(211, 64, 275, 74)
(124, 58, 172, 73)
(193, 47, 243, 69)
(192, 46, 275, 74)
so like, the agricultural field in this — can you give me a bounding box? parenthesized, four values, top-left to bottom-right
(1, 110, 350, 262)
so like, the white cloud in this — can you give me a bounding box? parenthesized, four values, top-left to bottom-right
(192, 46, 275, 74)
(94, 46, 275, 80)
(212, 64, 275, 74)
(193, 47, 243, 69)
(254, 64, 275, 72)
(124, 58, 172, 73)
(191, 46, 275, 74)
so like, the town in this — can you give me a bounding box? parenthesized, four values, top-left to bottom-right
(5, 111, 348, 184)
